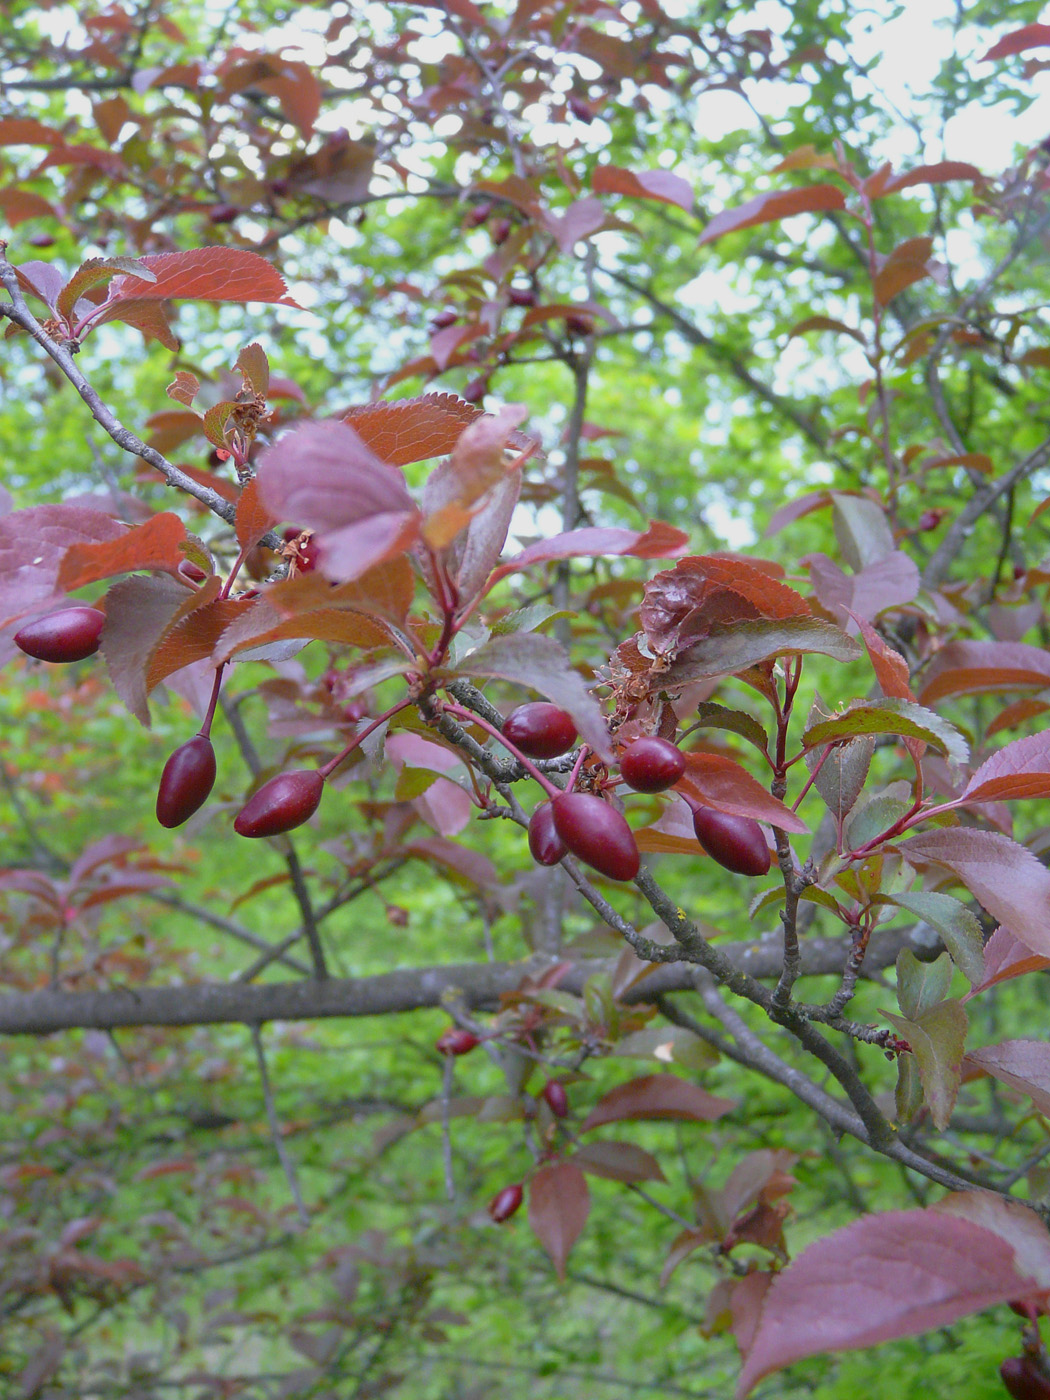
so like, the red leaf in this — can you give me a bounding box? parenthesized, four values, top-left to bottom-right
(452, 472, 521, 606)
(543, 196, 607, 254)
(966, 927, 1050, 999)
(0, 504, 124, 636)
(917, 641, 1050, 705)
(343, 394, 484, 466)
(982, 23, 1050, 60)
(698, 185, 846, 246)
(592, 164, 693, 212)
(256, 420, 421, 583)
(901, 828, 1050, 959)
(58, 512, 188, 590)
(580, 1073, 735, 1131)
(527, 1161, 590, 1280)
(0, 187, 55, 225)
(966, 1041, 1050, 1117)
(101, 247, 301, 309)
(0, 118, 61, 146)
(235, 478, 277, 554)
(572, 1140, 666, 1183)
(762, 489, 834, 538)
(146, 583, 251, 691)
(852, 613, 915, 700)
(678, 755, 808, 833)
(145, 409, 206, 455)
(99, 574, 189, 726)
(736, 1197, 1050, 1397)
(870, 162, 983, 196)
(960, 731, 1050, 803)
(422, 403, 529, 549)
(487, 521, 688, 586)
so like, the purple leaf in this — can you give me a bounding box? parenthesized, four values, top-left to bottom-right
(961, 730, 1050, 803)
(100, 574, 188, 726)
(902, 828, 1050, 959)
(737, 1196, 1049, 1397)
(487, 521, 689, 586)
(528, 1161, 590, 1280)
(966, 926, 1050, 999)
(966, 1040, 1050, 1117)
(581, 1073, 735, 1130)
(255, 420, 421, 583)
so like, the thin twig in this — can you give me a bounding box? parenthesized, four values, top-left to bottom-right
(250, 1022, 309, 1227)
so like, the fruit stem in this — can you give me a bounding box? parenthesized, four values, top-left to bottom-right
(198, 663, 226, 739)
(315, 696, 414, 780)
(441, 700, 561, 796)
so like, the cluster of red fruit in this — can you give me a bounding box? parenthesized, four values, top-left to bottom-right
(14, 613, 771, 879)
(1001, 1355, 1050, 1399)
(505, 701, 770, 884)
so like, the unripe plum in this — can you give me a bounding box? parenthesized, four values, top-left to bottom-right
(503, 702, 577, 760)
(620, 736, 686, 793)
(233, 769, 324, 838)
(1000, 1356, 1050, 1400)
(436, 1028, 479, 1056)
(488, 1182, 524, 1222)
(14, 607, 105, 663)
(551, 792, 640, 882)
(528, 802, 567, 866)
(689, 803, 770, 877)
(156, 735, 216, 829)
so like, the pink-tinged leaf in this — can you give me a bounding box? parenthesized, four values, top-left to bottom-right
(422, 403, 529, 549)
(872, 236, 937, 305)
(737, 1203, 1049, 1396)
(0, 187, 53, 227)
(487, 521, 689, 586)
(871, 162, 983, 196)
(983, 23, 1050, 60)
(234, 342, 269, 397)
(234, 478, 277, 554)
(884, 1000, 968, 1130)
(678, 754, 808, 833)
(801, 698, 967, 766)
(413, 776, 473, 838)
(166, 370, 200, 407)
(100, 247, 301, 309)
(256, 420, 421, 583)
(917, 641, 1050, 705)
(77, 871, 171, 911)
(852, 613, 915, 700)
(57, 512, 188, 590)
(960, 731, 1050, 803)
(146, 588, 250, 693)
(66, 833, 143, 885)
(592, 164, 693, 212)
(902, 829, 1050, 959)
(788, 315, 868, 347)
(386, 732, 462, 775)
(966, 926, 1050, 999)
(966, 1041, 1050, 1117)
(572, 1140, 666, 1183)
(528, 1161, 590, 1280)
(429, 322, 483, 372)
(698, 185, 846, 246)
(455, 631, 614, 761)
(343, 393, 484, 466)
(452, 471, 521, 607)
(214, 598, 389, 663)
(14, 260, 65, 312)
(56, 255, 155, 324)
(933, 1190, 1050, 1292)
(806, 550, 920, 626)
(664, 616, 861, 685)
(762, 489, 834, 538)
(90, 296, 179, 349)
(403, 836, 498, 888)
(543, 196, 607, 254)
(581, 1073, 735, 1131)
(0, 504, 125, 642)
(100, 574, 188, 726)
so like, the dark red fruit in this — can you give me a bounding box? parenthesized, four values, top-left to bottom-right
(503, 703, 577, 760)
(436, 1028, 480, 1056)
(156, 735, 216, 829)
(268, 177, 290, 198)
(620, 736, 686, 793)
(490, 217, 513, 245)
(208, 202, 239, 224)
(430, 309, 459, 330)
(487, 1183, 524, 1223)
(14, 607, 105, 663)
(465, 200, 493, 228)
(178, 559, 208, 583)
(551, 792, 640, 882)
(567, 94, 594, 123)
(542, 1081, 569, 1117)
(529, 802, 568, 866)
(509, 286, 536, 307)
(1000, 1356, 1050, 1400)
(917, 509, 940, 532)
(689, 803, 770, 877)
(233, 769, 324, 838)
(462, 375, 488, 403)
(564, 313, 594, 336)
(27, 232, 56, 248)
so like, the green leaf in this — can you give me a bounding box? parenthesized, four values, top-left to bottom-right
(844, 788, 913, 851)
(887, 891, 985, 986)
(693, 701, 771, 755)
(896, 948, 953, 1020)
(803, 698, 969, 769)
(885, 1000, 968, 1130)
(612, 1025, 719, 1072)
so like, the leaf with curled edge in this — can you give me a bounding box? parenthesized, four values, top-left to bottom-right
(851, 613, 914, 700)
(57, 512, 188, 590)
(166, 371, 200, 407)
(262, 557, 414, 627)
(966, 1040, 1050, 1118)
(902, 828, 1050, 959)
(959, 730, 1050, 803)
(663, 616, 861, 686)
(965, 927, 1050, 1000)
(100, 574, 188, 726)
(235, 342, 269, 397)
(56, 256, 155, 325)
(528, 1162, 590, 1281)
(698, 184, 846, 247)
(581, 1074, 735, 1131)
(678, 754, 809, 833)
(343, 393, 484, 466)
(592, 164, 693, 211)
(99, 247, 301, 309)
(454, 630, 613, 761)
(802, 698, 968, 769)
(917, 640, 1050, 706)
(146, 577, 251, 691)
(641, 555, 810, 656)
(487, 520, 689, 588)
(885, 1000, 968, 1129)
(735, 1198, 1049, 1398)
(214, 600, 390, 664)
(422, 403, 529, 549)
